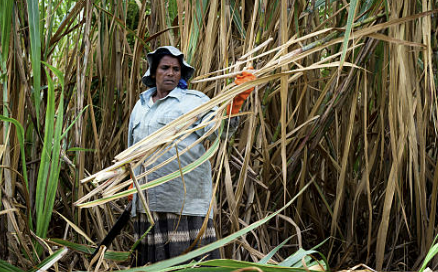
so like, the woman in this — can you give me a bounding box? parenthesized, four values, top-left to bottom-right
(128, 46, 255, 266)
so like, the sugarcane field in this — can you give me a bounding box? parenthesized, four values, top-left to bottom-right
(1, 0, 438, 271)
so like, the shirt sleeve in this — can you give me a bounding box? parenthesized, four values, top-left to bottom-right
(128, 106, 136, 148)
(128, 114, 133, 147)
(128, 106, 137, 217)
(220, 116, 240, 140)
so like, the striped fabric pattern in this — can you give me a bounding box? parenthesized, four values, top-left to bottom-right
(132, 212, 220, 266)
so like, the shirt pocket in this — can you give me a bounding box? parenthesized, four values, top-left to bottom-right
(153, 113, 181, 132)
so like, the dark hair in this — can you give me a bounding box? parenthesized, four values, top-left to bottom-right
(150, 51, 184, 76)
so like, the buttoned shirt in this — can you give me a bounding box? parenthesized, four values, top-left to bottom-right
(129, 87, 237, 218)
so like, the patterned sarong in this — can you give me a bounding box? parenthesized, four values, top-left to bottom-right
(132, 212, 220, 266)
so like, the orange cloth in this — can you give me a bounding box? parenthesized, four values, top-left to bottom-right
(127, 183, 133, 201)
(227, 71, 257, 115)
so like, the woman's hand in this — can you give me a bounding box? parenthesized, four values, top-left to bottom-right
(227, 69, 257, 115)
(127, 183, 133, 201)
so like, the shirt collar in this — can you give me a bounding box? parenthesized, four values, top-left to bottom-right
(139, 87, 186, 105)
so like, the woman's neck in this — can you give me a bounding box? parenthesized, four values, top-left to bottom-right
(152, 89, 171, 103)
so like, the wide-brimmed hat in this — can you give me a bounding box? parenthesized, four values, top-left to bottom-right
(141, 46, 195, 87)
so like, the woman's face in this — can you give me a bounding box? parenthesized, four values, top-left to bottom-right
(154, 55, 182, 93)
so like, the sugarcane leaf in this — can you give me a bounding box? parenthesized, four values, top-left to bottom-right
(339, 0, 359, 70)
(187, 0, 209, 62)
(168, 0, 178, 23)
(172, 259, 311, 272)
(55, 211, 94, 245)
(279, 248, 318, 267)
(35, 69, 56, 241)
(0, 116, 29, 191)
(229, 0, 246, 39)
(0, 259, 25, 272)
(304, 0, 338, 13)
(0, 114, 33, 231)
(258, 237, 293, 264)
(28, 247, 69, 272)
(42, 0, 55, 60)
(419, 234, 438, 272)
(41, 61, 65, 86)
(43, 64, 64, 234)
(27, 0, 42, 126)
(34, 65, 65, 255)
(48, 238, 131, 261)
(61, 105, 89, 140)
(67, 147, 95, 152)
(163, 268, 236, 272)
(195, 259, 310, 271)
(357, 0, 379, 22)
(0, 0, 13, 60)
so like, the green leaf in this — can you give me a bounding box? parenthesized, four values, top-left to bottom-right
(357, 0, 379, 22)
(67, 147, 95, 152)
(133, 259, 313, 272)
(27, 0, 42, 127)
(304, 0, 338, 13)
(339, 0, 359, 70)
(279, 248, 318, 267)
(259, 237, 293, 264)
(35, 69, 56, 241)
(49, 239, 131, 262)
(187, 0, 209, 62)
(61, 105, 89, 140)
(0, 114, 33, 230)
(43, 0, 55, 60)
(35, 65, 65, 254)
(28, 247, 68, 272)
(0, 259, 25, 272)
(166, 268, 236, 272)
(41, 61, 65, 87)
(229, 0, 246, 40)
(419, 234, 438, 272)
(198, 259, 310, 271)
(168, 0, 178, 25)
(0, 116, 29, 191)
(0, 0, 13, 60)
